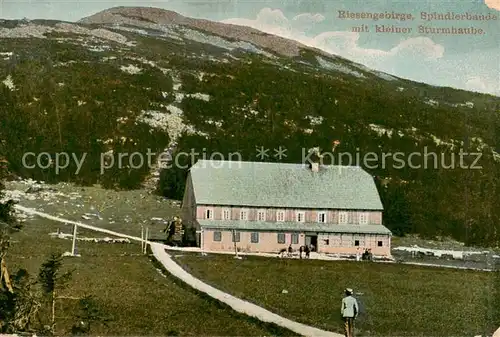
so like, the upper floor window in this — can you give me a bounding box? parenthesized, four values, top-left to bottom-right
(276, 210, 285, 222)
(296, 211, 305, 222)
(222, 208, 231, 220)
(239, 208, 248, 221)
(359, 212, 368, 224)
(257, 209, 266, 221)
(317, 212, 327, 223)
(205, 208, 214, 220)
(338, 211, 348, 224)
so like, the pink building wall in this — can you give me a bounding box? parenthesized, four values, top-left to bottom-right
(202, 229, 391, 256)
(202, 230, 306, 253)
(196, 205, 382, 225)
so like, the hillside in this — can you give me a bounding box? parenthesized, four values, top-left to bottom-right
(0, 7, 499, 246)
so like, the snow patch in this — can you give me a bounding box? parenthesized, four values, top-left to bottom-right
(179, 26, 275, 58)
(424, 99, 439, 107)
(393, 245, 487, 260)
(186, 93, 210, 101)
(127, 57, 170, 74)
(137, 110, 169, 131)
(0, 51, 13, 60)
(372, 71, 397, 81)
(352, 63, 396, 80)
(316, 56, 365, 78)
(50, 231, 130, 243)
(369, 124, 401, 137)
(120, 64, 142, 74)
(157, 105, 206, 141)
(0, 23, 134, 46)
(306, 116, 324, 126)
(2, 74, 15, 90)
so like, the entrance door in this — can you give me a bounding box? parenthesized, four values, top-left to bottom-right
(310, 235, 318, 251)
(305, 234, 318, 251)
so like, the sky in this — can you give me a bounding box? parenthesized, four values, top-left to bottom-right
(1, 0, 499, 96)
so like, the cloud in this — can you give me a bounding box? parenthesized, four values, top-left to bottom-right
(221, 8, 499, 96)
(484, 0, 500, 11)
(223, 9, 444, 64)
(465, 76, 489, 92)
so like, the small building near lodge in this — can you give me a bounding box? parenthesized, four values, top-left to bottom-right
(181, 159, 392, 257)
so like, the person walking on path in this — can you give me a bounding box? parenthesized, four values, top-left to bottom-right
(341, 288, 359, 337)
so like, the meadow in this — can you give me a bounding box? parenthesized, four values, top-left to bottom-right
(173, 252, 499, 336)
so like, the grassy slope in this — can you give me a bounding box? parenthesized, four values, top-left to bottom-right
(6, 185, 295, 336)
(173, 253, 499, 336)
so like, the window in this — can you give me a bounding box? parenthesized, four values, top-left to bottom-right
(257, 209, 266, 221)
(213, 231, 221, 241)
(251, 232, 259, 243)
(354, 240, 360, 246)
(338, 211, 348, 224)
(324, 239, 330, 245)
(359, 212, 368, 224)
(239, 209, 248, 220)
(291, 233, 299, 244)
(276, 210, 285, 222)
(205, 208, 214, 220)
(232, 231, 240, 242)
(222, 208, 231, 220)
(377, 241, 383, 247)
(277, 233, 285, 244)
(317, 212, 326, 223)
(296, 211, 305, 222)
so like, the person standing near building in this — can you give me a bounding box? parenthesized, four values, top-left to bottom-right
(356, 248, 361, 261)
(341, 288, 359, 337)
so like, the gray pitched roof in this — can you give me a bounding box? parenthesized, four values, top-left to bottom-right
(189, 160, 383, 210)
(198, 220, 392, 235)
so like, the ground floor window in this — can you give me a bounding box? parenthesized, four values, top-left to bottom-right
(291, 233, 299, 244)
(251, 232, 259, 243)
(232, 231, 240, 242)
(213, 231, 221, 241)
(354, 240, 360, 246)
(277, 233, 285, 244)
(377, 240, 383, 247)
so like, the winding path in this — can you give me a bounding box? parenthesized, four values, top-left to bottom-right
(14, 205, 342, 337)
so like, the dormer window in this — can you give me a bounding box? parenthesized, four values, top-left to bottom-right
(239, 208, 248, 220)
(276, 210, 285, 222)
(338, 211, 348, 224)
(205, 208, 214, 220)
(296, 211, 305, 222)
(222, 208, 231, 220)
(257, 209, 266, 221)
(317, 212, 327, 223)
